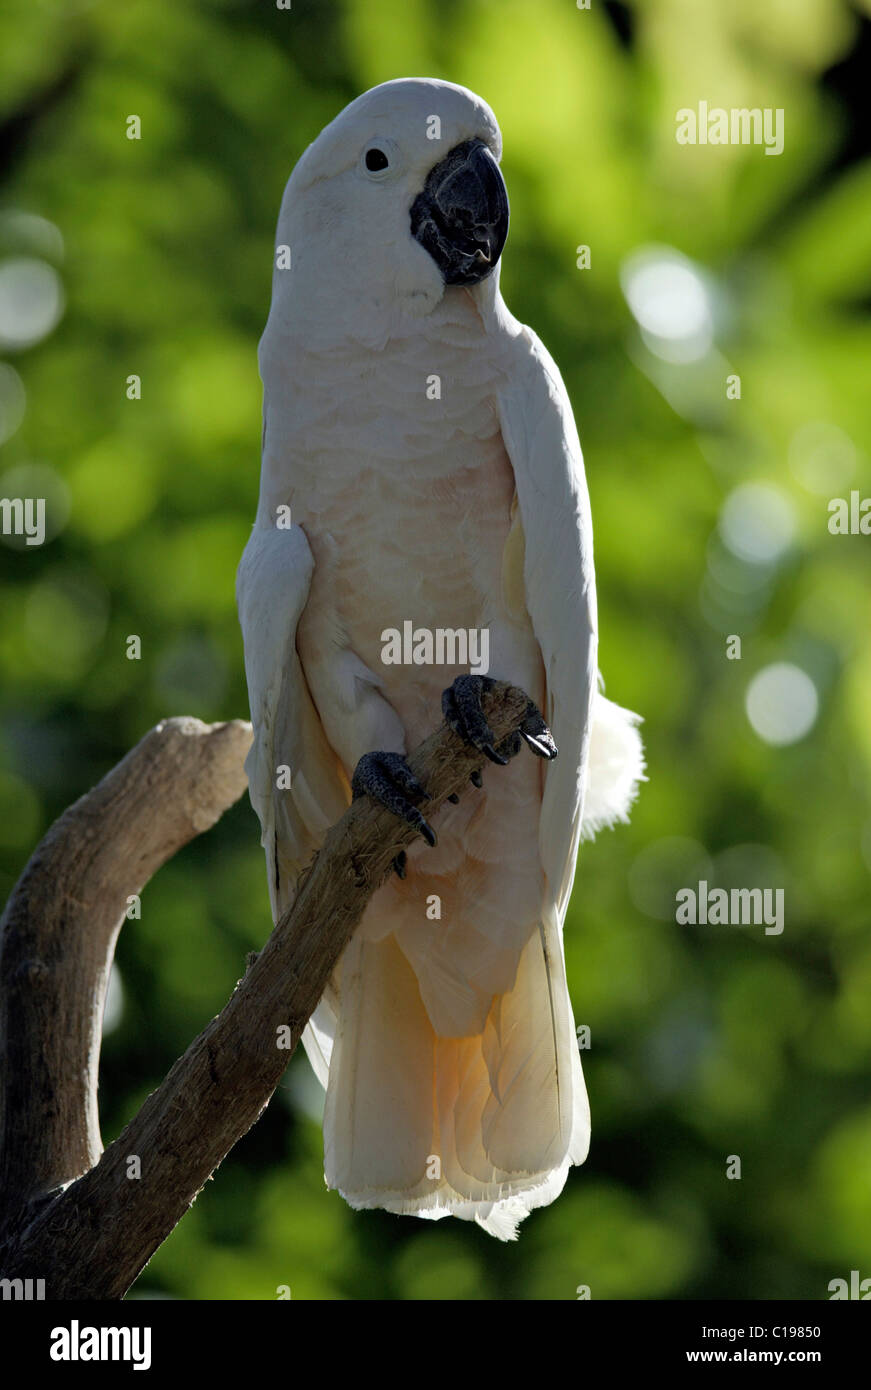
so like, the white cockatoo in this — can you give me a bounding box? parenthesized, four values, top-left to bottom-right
(237, 78, 644, 1240)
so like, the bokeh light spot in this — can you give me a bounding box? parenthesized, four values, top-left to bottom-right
(0, 257, 64, 349)
(789, 421, 856, 496)
(621, 247, 714, 363)
(745, 663, 819, 746)
(719, 482, 796, 566)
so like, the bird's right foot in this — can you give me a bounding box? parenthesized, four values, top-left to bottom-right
(442, 674, 558, 786)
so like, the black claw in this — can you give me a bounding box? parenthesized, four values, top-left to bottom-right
(392, 850, 407, 880)
(521, 731, 556, 758)
(447, 792, 460, 804)
(482, 742, 509, 766)
(520, 701, 558, 759)
(414, 814, 438, 848)
(470, 769, 483, 788)
(351, 751, 436, 848)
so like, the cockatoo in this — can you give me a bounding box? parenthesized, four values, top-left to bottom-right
(237, 78, 644, 1240)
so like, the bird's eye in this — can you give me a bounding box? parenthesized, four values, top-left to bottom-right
(365, 147, 389, 172)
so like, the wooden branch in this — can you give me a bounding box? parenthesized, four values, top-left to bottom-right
(0, 682, 531, 1299)
(0, 717, 253, 1234)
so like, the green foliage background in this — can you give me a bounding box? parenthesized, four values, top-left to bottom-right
(1, 0, 870, 1300)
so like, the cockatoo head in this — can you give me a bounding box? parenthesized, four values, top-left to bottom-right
(267, 78, 509, 340)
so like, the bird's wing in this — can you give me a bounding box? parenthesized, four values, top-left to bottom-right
(497, 320, 645, 901)
(496, 323, 599, 920)
(236, 521, 349, 1082)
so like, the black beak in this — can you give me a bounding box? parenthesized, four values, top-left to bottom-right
(410, 139, 509, 287)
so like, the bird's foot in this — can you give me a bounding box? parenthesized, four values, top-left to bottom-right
(442, 674, 558, 784)
(351, 751, 437, 854)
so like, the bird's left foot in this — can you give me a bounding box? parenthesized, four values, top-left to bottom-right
(442, 675, 558, 769)
(351, 751, 437, 848)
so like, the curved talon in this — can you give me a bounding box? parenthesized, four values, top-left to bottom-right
(520, 701, 558, 759)
(470, 769, 483, 788)
(521, 730, 556, 758)
(482, 742, 509, 766)
(392, 850, 407, 879)
(447, 792, 460, 804)
(410, 810, 437, 847)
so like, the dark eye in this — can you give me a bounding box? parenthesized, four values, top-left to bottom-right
(365, 147, 389, 172)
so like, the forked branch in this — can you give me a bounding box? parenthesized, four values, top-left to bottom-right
(0, 682, 531, 1299)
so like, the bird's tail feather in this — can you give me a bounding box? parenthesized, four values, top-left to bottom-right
(322, 901, 588, 1240)
(581, 690, 646, 839)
